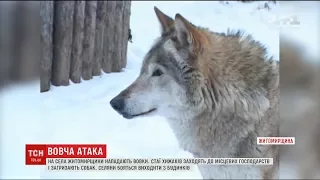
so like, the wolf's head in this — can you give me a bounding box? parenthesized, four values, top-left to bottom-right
(110, 7, 272, 120)
(110, 7, 211, 119)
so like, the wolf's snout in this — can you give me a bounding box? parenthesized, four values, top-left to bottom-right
(110, 96, 124, 112)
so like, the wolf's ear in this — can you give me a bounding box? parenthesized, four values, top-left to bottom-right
(154, 6, 174, 35)
(174, 14, 208, 53)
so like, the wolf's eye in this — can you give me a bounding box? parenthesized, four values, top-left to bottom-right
(152, 69, 163, 77)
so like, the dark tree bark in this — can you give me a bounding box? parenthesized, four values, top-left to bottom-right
(1, 2, 40, 89)
(40, 1, 54, 92)
(19, 2, 39, 84)
(102, 1, 116, 73)
(70, 1, 85, 83)
(0, 2, 14, 89)
(112, 1, 124, 72)
(26, 2, 40, 84)
(11, 2, 32, 82)
(52, 1, 74, 86)
(38, 0, 132, 92)
(82, 1, 97, 80)
(93, 1, 107, 76)
(121, 1, 131, 69)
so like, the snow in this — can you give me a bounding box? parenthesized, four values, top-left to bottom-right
(0, 1, 316, 179)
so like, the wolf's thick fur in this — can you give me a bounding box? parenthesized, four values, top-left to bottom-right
(110, 7, 279, 179)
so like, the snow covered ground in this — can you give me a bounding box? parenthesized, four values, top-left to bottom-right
(0, 1, 317, 179)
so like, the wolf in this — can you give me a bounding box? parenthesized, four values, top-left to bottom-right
(110, 7, 279, 179)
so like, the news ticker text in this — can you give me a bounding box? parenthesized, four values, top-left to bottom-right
(46, 158, 273, 172)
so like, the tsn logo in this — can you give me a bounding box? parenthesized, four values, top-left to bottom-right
(25, 144, 46, 165)
(28, 149, 44, 157)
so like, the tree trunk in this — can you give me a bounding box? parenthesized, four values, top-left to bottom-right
(18, 2, 39, 84)
(102, 1, 115, 73)
(112, 1, 124, 72)
(70, 1, 85, 83)
(11, 2, 27, 82)
(0, 2, 15, 88)
(93, 1, 107, 76)
(40, 1, 54, 92)
(81, 1, 97, 80)
(121, 1, 131, 69)
(52, 1, 74, 86)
